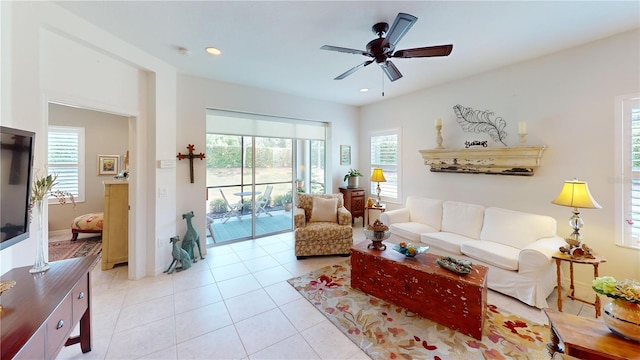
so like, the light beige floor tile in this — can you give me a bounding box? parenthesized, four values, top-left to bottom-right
(175, 301, 233, 343)
(235, 308, 297, 355)
(264, 281, 303, 306)
(230, 240, 262, 251)
(174, 283, 223, 314)
(252, 266, 294, 287)
(243, 255, 281, 273)
(259, 241, 292, 255)
(211, 262, 251, 282)
(280, 298, 326, 331)
(249, 334, 320, 360)
(217, 273, 262, 299)
(122, 277, 174, 307)
(107, 316, 176, 359)
(270, 250, 298, 265)
(225, 288, 277, 322)
(115, 295, 174, 332)
(234, 246, 270, 261)
(171, 267, 215, 292)
(139, 345, 178, 360)
(301, 320, 361, 360)
(208, 251, 243, 268)
(176, 325, 247, 360)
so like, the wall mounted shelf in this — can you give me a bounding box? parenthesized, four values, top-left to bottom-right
(419, 145, 547, 176)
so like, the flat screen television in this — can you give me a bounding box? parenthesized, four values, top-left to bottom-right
(0, 126, 35, 250)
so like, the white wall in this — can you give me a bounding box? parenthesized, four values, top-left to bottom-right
(0, 1, 177, 277)
(360, 29, 640, 290)
(175, 75, 359, 238)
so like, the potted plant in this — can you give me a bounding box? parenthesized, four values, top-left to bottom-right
(282, 190, 293, 211)
(343, 169, 363, 189)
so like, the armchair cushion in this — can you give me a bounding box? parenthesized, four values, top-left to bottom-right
(310, 197, 338, 223)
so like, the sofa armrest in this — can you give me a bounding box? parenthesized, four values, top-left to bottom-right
(380, 208, 410, 225)
(294, 208, 306, 229)
(337, 207, 352, 226)
(518, 236, 566, 274)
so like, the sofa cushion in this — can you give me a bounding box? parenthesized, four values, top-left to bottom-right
(310, 197, 338, 223)
(406, 196, 443, 231)
(295, 222, 352, 241)
(441, 201, 484, 239)
(461, 241, 520, 271)
(480, 207, 557, 249)
(389, 222, 438, 243)
(421, 232, 473, 255)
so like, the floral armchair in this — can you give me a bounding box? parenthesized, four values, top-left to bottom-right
(294, 193, 353, 259)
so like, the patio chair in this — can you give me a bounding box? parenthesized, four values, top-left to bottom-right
(256, 185, 273, 217)
(206, 214, 216, 243)
(220, 189, 243, 224)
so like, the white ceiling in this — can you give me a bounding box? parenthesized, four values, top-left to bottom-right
(54, 1, 640, 107)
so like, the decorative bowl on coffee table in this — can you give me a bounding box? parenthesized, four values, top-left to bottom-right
(392, 243, 429, 257)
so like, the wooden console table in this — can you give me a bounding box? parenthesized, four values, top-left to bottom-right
(1, 255, 99, 359)
(339, 187, 365, 226)
(545, 309, 640, 359)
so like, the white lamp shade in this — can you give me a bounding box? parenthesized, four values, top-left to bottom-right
(551, 179, 602, 209)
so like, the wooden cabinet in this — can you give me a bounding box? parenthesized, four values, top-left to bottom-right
(1, 256, 99, 359)
(339, 187, 365, 226)
(102, 181, 129, 270)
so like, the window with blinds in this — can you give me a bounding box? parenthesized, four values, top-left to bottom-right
(619, 95, 640, 249)
(48, 126, 85, 203)
(370, 129, 401, 204)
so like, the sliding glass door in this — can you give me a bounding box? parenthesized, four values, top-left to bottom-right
(205, 110, 327, 246)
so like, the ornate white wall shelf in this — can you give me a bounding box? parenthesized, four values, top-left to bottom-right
(419, 145, 547, 176)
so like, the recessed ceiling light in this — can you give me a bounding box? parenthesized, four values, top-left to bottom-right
(360, 88, 369, 92)
(205, 47, 221, 55)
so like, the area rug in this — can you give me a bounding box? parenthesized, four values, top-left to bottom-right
(287, 261, 550, 359)
(49, 236, 102, 261)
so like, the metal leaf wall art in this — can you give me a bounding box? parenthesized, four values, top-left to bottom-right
(453, 104, 508, 146)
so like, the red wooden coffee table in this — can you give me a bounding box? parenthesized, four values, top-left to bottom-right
(350, 240, 489, 339)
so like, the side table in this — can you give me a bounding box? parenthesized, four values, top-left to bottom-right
(552, 252, 606, 317)
(544, 309, 640, 359)
(339, 187, 365, 226)
(365, 204, 385, 226)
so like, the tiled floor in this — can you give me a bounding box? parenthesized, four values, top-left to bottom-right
(57, 228, 595, 360)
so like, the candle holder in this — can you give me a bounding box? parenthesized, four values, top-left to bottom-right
(436, 125, 444, 149)
(519, 132, 527, 144)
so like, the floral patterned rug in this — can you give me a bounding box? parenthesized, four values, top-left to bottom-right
(287, 261, 550, 359)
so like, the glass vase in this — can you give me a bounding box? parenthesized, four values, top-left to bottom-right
(602, 299, 640, 343)
(29, 200, 50, 273)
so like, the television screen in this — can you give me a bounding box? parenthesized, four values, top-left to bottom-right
(0, 126, 35, 250)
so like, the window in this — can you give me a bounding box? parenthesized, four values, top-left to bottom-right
(616, 94, 640, 249)
(370, 129, 401, 204)
(48, 126, 85, 203)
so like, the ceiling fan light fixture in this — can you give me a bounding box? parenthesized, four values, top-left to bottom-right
(205, 47, 221, 56)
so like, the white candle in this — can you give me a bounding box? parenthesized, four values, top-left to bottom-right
(518, 121, 526, 134)
(435, 118, 442, 127)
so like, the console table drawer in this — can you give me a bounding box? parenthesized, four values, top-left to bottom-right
(46, 295, 73, 357)
(71, 275, 89, 324)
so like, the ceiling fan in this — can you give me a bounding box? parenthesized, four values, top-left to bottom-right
(321, 13, 453, 82)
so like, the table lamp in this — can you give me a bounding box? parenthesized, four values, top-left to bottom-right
(551, 179, 601, 248)
(370, 168, 386, 207)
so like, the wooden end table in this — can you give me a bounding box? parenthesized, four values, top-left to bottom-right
(365, 204, 385, 226)
(553, 252, 606, 317)
(544, 309, 640, 359)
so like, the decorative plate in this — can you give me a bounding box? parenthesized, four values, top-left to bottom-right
(392, 243, 429, 257)
(436, 256, 473, 275)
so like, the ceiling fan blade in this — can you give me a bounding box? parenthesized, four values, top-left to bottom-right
(382, 13, 418, 49)
(334, 60, 374, 80)
(380, 60, 402, 82)
(393, 44, 453, 58)
(321, 45, 370, 56)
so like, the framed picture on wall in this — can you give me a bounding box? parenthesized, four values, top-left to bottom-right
(98, 155, 119, 175)
(340, 145, 351, 165)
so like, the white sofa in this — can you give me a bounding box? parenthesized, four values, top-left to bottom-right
(380, 196, 566, 308)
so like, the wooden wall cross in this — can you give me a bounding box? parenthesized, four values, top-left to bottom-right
(177, 144, 206, 183)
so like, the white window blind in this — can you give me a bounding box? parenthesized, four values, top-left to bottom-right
(618, 95, 640, 249)
(48, 126, 85, 203)
(370, 129, 401, 203)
